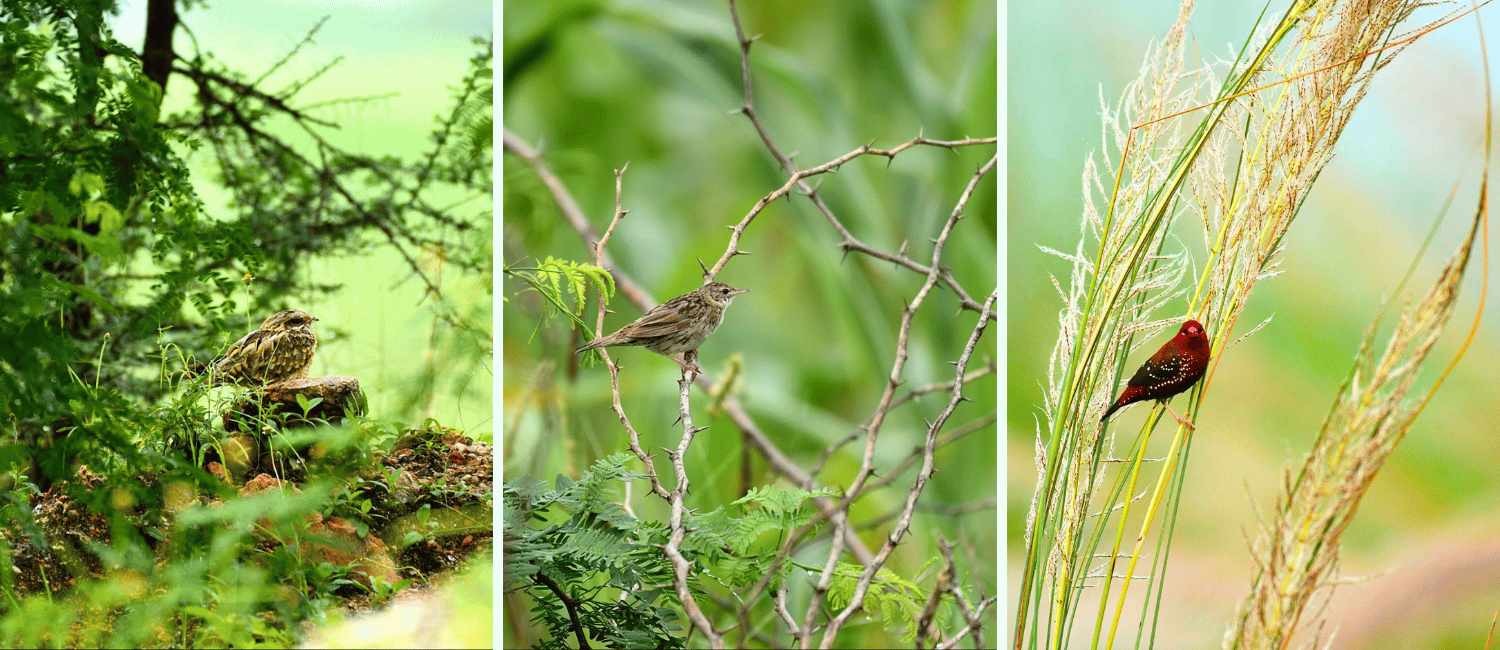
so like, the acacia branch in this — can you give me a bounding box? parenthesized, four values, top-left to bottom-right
(805, 155, 995, 647)
(507, 130, 881, 569)
(532, 572, 592, 650)
(720, 0, 995, 320)
(588, 165, 670, 501)
(663, 365, 721, 646)
(816, 289, 996, 647)
(812, 362, 996, 478)
(502, 129, 652, 308)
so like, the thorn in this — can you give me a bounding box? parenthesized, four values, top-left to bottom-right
(948, 360, 960, 366)
(692, 426, 710, 434)
(732, 250, 751, 257)
(957, 395, 973, 404)
(697, 257, 710, 278)
(729, 107, 745, 115)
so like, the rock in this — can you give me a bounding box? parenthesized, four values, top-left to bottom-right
(223, 375, 367, 433)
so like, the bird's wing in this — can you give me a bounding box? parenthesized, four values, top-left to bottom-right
(1124, 354, 1180, 387)
(213, 328, 280, 376)
(618, 304, 689, 338)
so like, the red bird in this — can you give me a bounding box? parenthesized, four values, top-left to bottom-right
(1100, 319, 1211, 428)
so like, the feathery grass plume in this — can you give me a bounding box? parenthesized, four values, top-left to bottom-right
(1225, 8, 1491, 643)
(1225, 205, 1484, 649)
(1016, 0, 1462, 646)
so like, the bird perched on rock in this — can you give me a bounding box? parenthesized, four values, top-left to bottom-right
(1101, 319, 1211, 428)
(209, 310, 319, 386)
(576, 282, 748, 373)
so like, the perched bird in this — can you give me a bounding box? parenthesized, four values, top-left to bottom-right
(575, 282, 748, 373)
(209, 310, 319, 385)
(1100, 319, 1211, 428)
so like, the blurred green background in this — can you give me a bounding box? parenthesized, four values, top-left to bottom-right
(1009, 1, 1500, 647)
(504, 0, 996, 645)
(108, 1, 494, 438)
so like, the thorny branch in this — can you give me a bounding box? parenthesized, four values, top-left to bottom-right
(589, 165, 670, 501)
(811, 217, 996, 649)
(718, 0, 997, 321)
(938, 536, 998, 649)
(508, 0, 998, 644)
(506, 129, 879, 567)
(665, 368, 721, 646)
(502, 130, 653, 309)
(812, 361, 998, 477)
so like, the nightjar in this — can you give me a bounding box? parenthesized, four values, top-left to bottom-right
(209, 310, 319, 385)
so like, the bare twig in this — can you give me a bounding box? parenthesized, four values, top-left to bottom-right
(720, 0, 995, 320)
(503, 129, 652, 307)
(812, 362, 997, 477)
(663, 367, 722, 646)
(815, 289, 996, 648)
(806, 154, 996, 647)
(587, 165, 670, 501)
(532, 572, 592, 650)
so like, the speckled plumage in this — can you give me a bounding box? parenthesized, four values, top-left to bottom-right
(210, 310, 318, 385)
(575, 282, 748, 368)
(1101, 319, 1211, 426)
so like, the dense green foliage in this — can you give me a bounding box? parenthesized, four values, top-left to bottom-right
(505, 454, 907, 648)
(0, 0, 492, 646)
(0, 0, 491, 482)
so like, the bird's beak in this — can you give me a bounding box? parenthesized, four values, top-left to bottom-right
(732, 288, 750, 296)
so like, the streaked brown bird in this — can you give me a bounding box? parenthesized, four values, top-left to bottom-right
(1100, 319, 1211, 428)
(575, 282, 748, 372)
(209, 310, 319, 385)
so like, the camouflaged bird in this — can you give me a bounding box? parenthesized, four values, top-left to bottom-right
(575, 282, 748, 373)
(209, 310, 319, 385)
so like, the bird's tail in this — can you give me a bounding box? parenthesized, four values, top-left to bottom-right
(180, 360, 226, 386)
